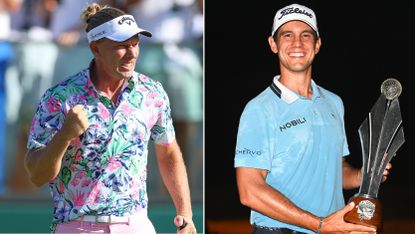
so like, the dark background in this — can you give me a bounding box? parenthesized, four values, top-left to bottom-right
(205, 0, 415, 224)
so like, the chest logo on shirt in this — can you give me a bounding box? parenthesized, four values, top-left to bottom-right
(279, 117, 307, 132)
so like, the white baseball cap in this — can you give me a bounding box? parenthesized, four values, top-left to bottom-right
(271, 3, 319, 37)
(87, 15, 152, 43)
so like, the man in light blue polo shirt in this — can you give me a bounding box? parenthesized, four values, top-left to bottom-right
(235, 3, 389, 234)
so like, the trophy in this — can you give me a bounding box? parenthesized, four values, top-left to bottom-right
(344, 78, 405, 231)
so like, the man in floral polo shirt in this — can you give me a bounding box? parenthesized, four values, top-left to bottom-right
(24, 3, 196, 234)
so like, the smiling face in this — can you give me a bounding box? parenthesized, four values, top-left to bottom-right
(91, 35, 140, 81)
(268, 20, 321, 74)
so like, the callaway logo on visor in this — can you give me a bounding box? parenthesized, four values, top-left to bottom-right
(118, 16, 134, 25)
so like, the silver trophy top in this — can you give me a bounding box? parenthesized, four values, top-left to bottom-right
(380, 78, 402, 100)
(358, 77, 405, 198)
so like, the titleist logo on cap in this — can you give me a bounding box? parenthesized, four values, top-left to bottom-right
(118, 16, 135, 25)
(278, 7, 313, 20)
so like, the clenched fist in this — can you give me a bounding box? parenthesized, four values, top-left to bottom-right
(60, 104, 89, 141)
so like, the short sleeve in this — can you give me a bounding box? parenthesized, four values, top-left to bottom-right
(27, 90, 65, 150)
(234, 102, 273, 171)
(333, 95, 350, 157)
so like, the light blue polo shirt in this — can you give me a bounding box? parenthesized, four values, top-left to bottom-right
(234, 76, 350, 233)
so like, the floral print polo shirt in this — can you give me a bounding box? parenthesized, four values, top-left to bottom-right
(27, 66, 175, 224)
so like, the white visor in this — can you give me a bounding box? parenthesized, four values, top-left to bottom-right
(87, 15, 152, 43)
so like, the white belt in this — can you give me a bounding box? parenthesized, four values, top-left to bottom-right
(80, 215, 129, 223)
(76, 209, 148, 223)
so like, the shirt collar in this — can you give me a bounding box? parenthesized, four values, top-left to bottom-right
(270, 75, 323, 104)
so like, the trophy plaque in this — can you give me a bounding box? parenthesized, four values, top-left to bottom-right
(344, 78, 405, 231)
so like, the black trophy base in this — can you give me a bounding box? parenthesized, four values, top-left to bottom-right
(344, 195, 383, 231)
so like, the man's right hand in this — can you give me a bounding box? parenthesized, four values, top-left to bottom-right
(60, 104, 89, 141)
(25, 104, 89, 186)
(320, 202, 377, 233)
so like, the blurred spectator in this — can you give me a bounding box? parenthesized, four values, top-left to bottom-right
(49, 0, 121, 47)
(126, 0, 203, 198)
(4, 0, 58, 194)
(0, 0, 22, 194)
(0, 0, 21, 39)
(48, 0, 95, 84)
(10, 0, 57, 41)
(7, 0, 58, 122)
(49, 0, 123, 86)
